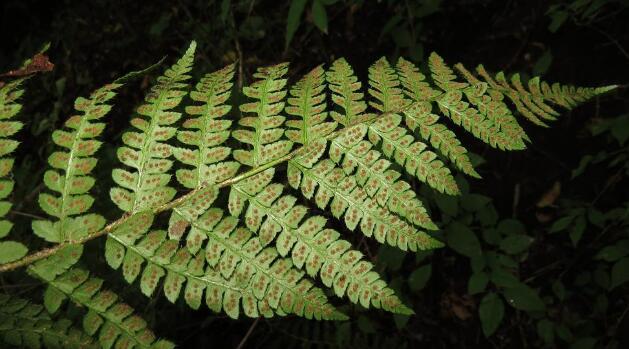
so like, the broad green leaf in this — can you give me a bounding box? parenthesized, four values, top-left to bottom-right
(596, 243, 629, 262)
(311, 0, 328, 33)
(460, 194, 491, 212)
(468, 272, 488, 295)
(497, 219, 526, 235)
(533, 50, 553, 76)
(571, 337, 597, 349)
(537, 318, 555, 345)
(499, 234, 533, 255)
(285, 0, 308, 48)
(610, 257, 629, 289)
(479, 292, 504, 337)
(490, 269, 521, 288)
(503, 285, 545, 312)
(549, 215, 574, 233)
(408, 264, 432, 291)
(446, 221, 482, 258)
(569, 215, 586, 246)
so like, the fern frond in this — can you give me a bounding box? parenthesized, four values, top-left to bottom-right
(111, 41, 196, 213)
(174, 63, 240, 189)
(232, 167, 413, 314)
(325, 133, 437, 231)
(169, 63, 239, 244)
(429, 53, 526, 150)
(168, 199, 346, 320)
(367, 57, 408, 113)
(290, 139, 440, 251)
(396, 58, 479, 178)
(106, 197, 343, 320)
(326, 58, 367, 126)
(167, 65, 343, 320)
(285, 65, 337, 145)
(368, 113, 459, 194)
(32, 83, 120, 243)
(474, 63, 614, 123)
(0, 293, 96, 349)
(330, 57, 458, 195)
(233, 63, 293, 167)
(106, 211, 271, 319)
(28, 245, 173, 349)
(0, 78, 28, 263)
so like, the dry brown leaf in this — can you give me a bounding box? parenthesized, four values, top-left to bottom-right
(0, 53, 54, 78)
(536, 181, 561, 208)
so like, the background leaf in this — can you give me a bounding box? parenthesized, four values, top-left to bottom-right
(479, 292, 504, 337)
(285, 0, 308, 49)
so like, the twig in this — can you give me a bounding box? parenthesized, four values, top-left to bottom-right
(586, 23, 629, 63)
(235, 318, 260, 349)
(9, 211, 47, 220)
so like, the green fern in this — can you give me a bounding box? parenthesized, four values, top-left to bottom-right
(0, 41, 616, 347)
(28, 245, 173, 349)
(32, 83, 121, 243)
(110, 42, 196, 214)
(0, 78, 27, 264)
(0, 293, 96, 349)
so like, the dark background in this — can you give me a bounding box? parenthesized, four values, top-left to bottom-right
(1, 0, 629, 348)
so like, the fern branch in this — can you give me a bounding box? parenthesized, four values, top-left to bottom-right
(169, 204, 346, 320)
(32, 83, 120, 244)
(27, 245, 174, 349)
(0, 293, 96, 348)
(326, 58, 367, 126)
(325, 132, 437, 230)
(429, 53, 526, 150)
(233, 63, 293, 167)
(233, 168, 413, 314)
(106, 214, 276, 320)
(396, 58, 479, 177)
(285, 65, 337, 146)
(289, 140, 440, 251)
(111, 41, 195, 214)
(0, 78, 28, 264)
(174, 63, 240, 189)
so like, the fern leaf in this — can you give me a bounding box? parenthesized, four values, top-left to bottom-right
(174, 63, 240, 189)
(106, 208, 344, 320)
(0, 78, 28, 263)
(169, 203, 346, 320)
(369, 114, 459, 194)
(291, 138, 440, 248)
(27, 245, 173, 349)
(32, 83, 120, 243)
(367, 57, 408, 113)
(475, 63, 615, 123)
(453, 62, 531, 146)
(429, 53, 526, 150)
(229, 166, 413, 314)
(326, 58, 367, 126)
(285, 65, 337, 145)
(0, 293, 96, 349)
(323, 135, 438, 231)
(396, 58, 479, 178)
(233, 63, 293, 167)
(111, 41, 196, 213)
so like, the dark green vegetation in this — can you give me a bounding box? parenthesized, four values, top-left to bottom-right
(1, 0, 628, 348)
